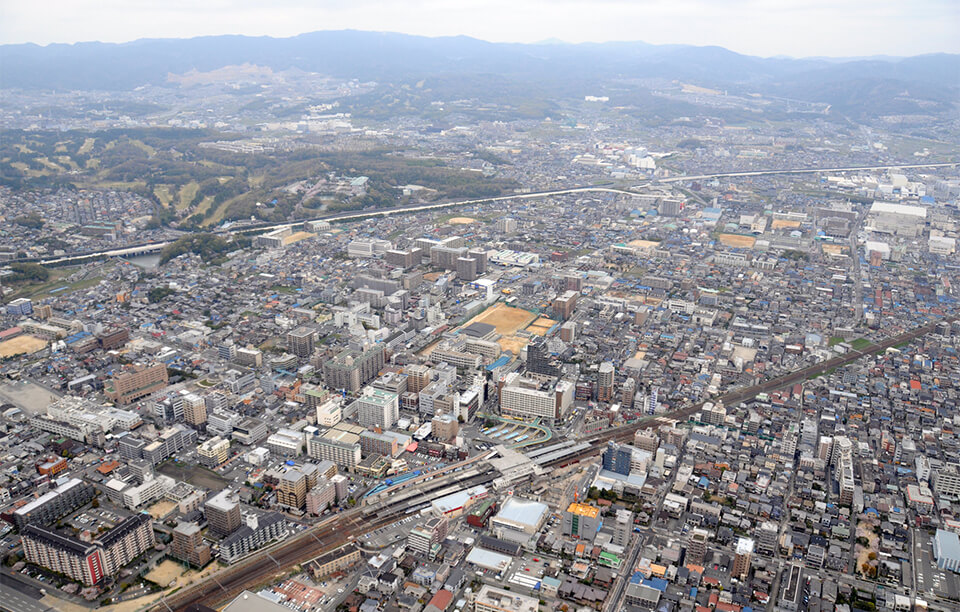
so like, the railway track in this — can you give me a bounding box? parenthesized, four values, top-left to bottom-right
(159, 316, 953, 610)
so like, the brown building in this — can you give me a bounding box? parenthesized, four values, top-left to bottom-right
(105, 363, 168, 404)
(277, 468, 308, 510)
(97, 327, 130, 350)
(553, 291, 578, 320)
(597, 362, 615, 403)
(171, 522, 211, 568)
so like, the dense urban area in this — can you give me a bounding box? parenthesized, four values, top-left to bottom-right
(0, 30, 959, 612)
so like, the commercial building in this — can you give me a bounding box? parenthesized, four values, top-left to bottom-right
(490, 497, 549, 544)
(408, 517, 449, 560)
(935, 529, 960, 572)
(474, 585, 538, 612)
(498, 372, 573, 424)
(562, 502, 601, 540)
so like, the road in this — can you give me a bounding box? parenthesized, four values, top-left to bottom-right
(33, 160, 957, 267)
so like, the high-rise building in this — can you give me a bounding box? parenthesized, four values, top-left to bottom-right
(559, 321, 576, 342)
(553, 290, 578, 320)
(456, 257, 478, 281)
(354, 388, 399, 430)
(597, 362, 615, 403)
(733, 537, 754, 579)
(407, 516, 448, 560)
(170, 522, 211, 567)
(755, 521, 779, 556)
(182, 393, 207, 427)
(495, 217, 518, 234)
(205, 490, 242, 538)
(686, 528, 709, 565)
(612, 509, 633, 547)
(6, 298, 33, 317)
(562, 503, 601, 540)
(287, 326, 315, 358)
(277, 468, 308, 510)
(621, 378, 636, 409)
(322, 344, 385, 393)
(198, 436, 230, 468)
(526, 338, 560, 377)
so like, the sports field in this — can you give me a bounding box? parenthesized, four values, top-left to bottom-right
(717, 233, 756, 248)
(0, 335, 48, 358)
(464, 303, 538, 355)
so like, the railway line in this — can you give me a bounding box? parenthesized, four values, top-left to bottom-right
(158, 316, 953, 610)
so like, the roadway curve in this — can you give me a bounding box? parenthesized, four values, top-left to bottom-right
(33, 161, 957, 267)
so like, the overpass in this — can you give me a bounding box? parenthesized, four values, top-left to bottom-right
(27, 160, 957, 268)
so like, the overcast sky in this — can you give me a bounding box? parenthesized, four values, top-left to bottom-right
(1, 0, 958, 57)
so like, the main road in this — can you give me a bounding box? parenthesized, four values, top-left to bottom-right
(33, 160, 957, 267)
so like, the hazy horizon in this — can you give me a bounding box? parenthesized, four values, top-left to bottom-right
(1, 0, 958, 58)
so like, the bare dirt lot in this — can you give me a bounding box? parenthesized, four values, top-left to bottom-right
(717, 233, 757, 248)
(465, 303, 537, 336)
(0, 335, 48, 358)
(463, 303, 539, 356)
(447, 217, 476, 224)
(527, 317, 558, 336)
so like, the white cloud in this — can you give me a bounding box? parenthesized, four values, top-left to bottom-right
(0, 0, 957, 57)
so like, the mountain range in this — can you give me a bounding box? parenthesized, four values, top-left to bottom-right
(3, 30, 958, 118)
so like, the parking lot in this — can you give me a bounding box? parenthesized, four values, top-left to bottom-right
(915, 534, 960, 600)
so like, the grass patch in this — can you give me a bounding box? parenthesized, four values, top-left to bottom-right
(828, 336, 845, 346)
(154, 184, 174, 207)
(850, 338, 872, 350)
(178, 181, 199, 210)
(77, 137, 96, 155)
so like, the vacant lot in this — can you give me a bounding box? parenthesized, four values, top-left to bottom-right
(145, 559, 185, 587)
(716, 233, 756, 248)
(0, 380, 59, 414)
(527, 317, 557, 336)
(465, 303, 537, 336)
(447, 217, 476, 224)
(147, 500, 177, 519)
(0, 335, 48, 358)
(771, 219, 802, 230)
(157, 461, 228, 491)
